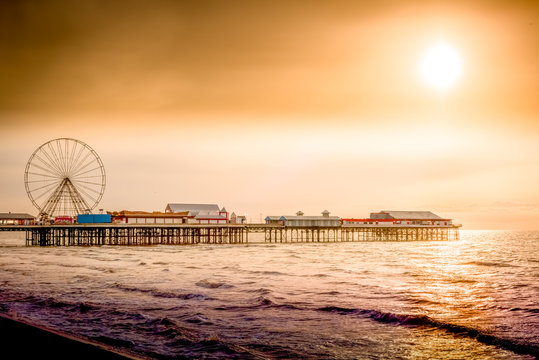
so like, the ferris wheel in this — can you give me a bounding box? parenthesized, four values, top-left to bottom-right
(24, 138, 106, 218)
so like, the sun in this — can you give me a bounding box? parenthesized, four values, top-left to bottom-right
(420, 43, 462, 91)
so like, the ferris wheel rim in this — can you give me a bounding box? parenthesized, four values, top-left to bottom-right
(24, 138, 106, 217)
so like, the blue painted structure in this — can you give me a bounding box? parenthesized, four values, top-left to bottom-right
(77, 214, 111, 224)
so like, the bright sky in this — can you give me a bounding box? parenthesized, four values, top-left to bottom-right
(1, 0, 538, 229)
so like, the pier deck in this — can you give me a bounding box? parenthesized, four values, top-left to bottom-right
(0, 224, 460, 246)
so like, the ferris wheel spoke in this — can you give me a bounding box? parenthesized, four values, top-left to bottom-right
(34, 152, 63, 176)
(33, 181, 64, 204)
(71, 182, 98, 205)
(69, 175, 104, 179)
(58, 139, 71, 174)
(29, 179, 63, 194)
(35, 189, 59, 204)
(71, 160, 100, 178)
(73, 182, 100, 201)
(63, 139, 69, 173)
(26, 179, 62, 184)
(72, 180, 105, 187)
(55, 140, 67, 175)
(67, 143, 85, 174)
(32, 183, 62, 199)
(73, 180, 101, 195)
(71, 166, 103, 178)
(44, 142, 66, 171)
(67, 140, 79, 174)
(65, 181, 91, 210)
(49, 142, 66, 175)
(30, 161, 62, 179)
(69, 151, 94, 177)
(26, 171, 61, 179)
(46, 142, 63, 174)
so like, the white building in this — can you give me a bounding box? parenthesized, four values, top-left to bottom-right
(165, 203, 229, 224)
(229, 212, 247, 224)
(266, 210, 341, 227)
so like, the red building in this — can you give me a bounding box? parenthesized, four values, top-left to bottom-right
(109, 211, 189, 224)
(342, 211, 453, 227)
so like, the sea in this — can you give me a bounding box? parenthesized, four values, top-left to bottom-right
(0, 230, 537, 359)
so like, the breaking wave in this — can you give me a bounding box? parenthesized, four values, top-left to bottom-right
(112, 283, 212, 300)
(195, 279, 234, 289)
(318, 306, 539, 358)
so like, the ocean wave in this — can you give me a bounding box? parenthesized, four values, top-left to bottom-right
(187, 338, 264, 359)
(311, 273, 330, 278)
(320, 291, 341, 296)
(510, 307, 539, 314)
(112, 283, 213, 300)
(244, 288, 272, 295)
(241, 342, 306, 359)
(318, 306, 539, 358)
(407, 297, 442, 306)
(448, 278, 477, 284)
(28, 296, 98, 314)
(249, 270, 286, 276)
(195, 279, 234, 289)
(214, 296, 301, 312)
(140, 316, 264, 358)
(460, 261, 515, 267)
(55, 263, 87, 268)
(257, 296, 303, 311)
(91, 335, 135, 349)
(182, 314, 213, 325)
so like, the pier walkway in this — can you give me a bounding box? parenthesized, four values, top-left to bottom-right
(0, 224, 460, 246)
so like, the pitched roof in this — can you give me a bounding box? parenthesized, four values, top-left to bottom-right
(378, 211, 446, 220)
(0, 213, 35, 220)
(166, 204, 220, 213)
(195, 214, 227, 220)
(110, 210, 189, 218)
(265, 216, 282, 221)
(280, 216, 341, 221)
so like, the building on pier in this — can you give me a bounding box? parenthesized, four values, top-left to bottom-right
(229, 212, 246, 224)
(264, 216, 282, 225)
(109, 210, 190, 224)
(0, 213, 35, 225)
(165, 203, 229, 224)
(342, 210, 453, 226)
(265, 210, 341, 227)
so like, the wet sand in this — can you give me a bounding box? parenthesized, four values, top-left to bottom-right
(0, 314, 143, 360)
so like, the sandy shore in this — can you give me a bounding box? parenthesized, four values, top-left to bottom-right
(0, 314, 144, 360)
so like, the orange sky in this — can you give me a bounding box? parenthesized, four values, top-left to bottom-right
(1, 0, 538, 229)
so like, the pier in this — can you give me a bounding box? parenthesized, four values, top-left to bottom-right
(0, 224, 460, 246)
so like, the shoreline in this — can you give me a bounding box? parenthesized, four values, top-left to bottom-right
(0, 313, 145, 360)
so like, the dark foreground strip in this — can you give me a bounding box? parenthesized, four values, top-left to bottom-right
(0, 314, 145, 360)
